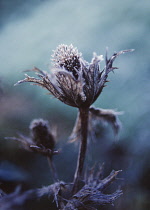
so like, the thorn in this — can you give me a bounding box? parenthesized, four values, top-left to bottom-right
(14, 82, 18, 86)
(122, 49, 135, 53)
(100, 70, 104, 76)
(24, 73, 29, 78)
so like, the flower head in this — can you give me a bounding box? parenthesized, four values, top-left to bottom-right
(6, 119, 58, 157)
(15, 45, 133, 108)
(30, 119, 55, 150)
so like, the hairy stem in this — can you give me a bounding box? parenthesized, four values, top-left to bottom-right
(72, 107, 89, 194)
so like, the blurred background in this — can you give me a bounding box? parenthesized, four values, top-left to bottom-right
(0, 0, 150, 209)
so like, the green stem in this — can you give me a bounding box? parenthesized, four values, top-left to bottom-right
(72, 107, 89, 194)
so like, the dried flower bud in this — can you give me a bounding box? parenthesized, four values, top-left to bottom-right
(15, 45, 133, 108)
(30, 119, 55, 150)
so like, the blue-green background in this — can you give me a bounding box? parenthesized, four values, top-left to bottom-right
(0, 0, 149, 209)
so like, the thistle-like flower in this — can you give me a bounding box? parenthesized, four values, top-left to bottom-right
(6, 119, 58, 181)
(15, 44, 133, 108)
(15, 44, 133, 194)
(30, 119, 55, 151)
(6, 119, 57, 156)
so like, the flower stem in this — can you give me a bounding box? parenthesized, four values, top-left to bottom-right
(72, 107, 89, 194)
(47, 156, 58, 182)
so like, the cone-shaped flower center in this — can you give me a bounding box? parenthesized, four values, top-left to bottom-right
(52, 44, 82, 79)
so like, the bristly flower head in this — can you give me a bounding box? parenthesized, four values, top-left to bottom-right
(15, 44, 133, 108)
(52, 44, 82, 79)
(30, 119, 55, 150)
(6, 119, 58, 157)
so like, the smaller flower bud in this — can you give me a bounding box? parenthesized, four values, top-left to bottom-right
(29, 119, 55, 150)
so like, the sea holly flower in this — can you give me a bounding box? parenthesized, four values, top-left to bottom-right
(15, 44, 133, 108)
(15, 44, 133, 194)
(6, 119, 59, 181)
(29, 119, 56, 150)
(6, 119, 57, 157)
